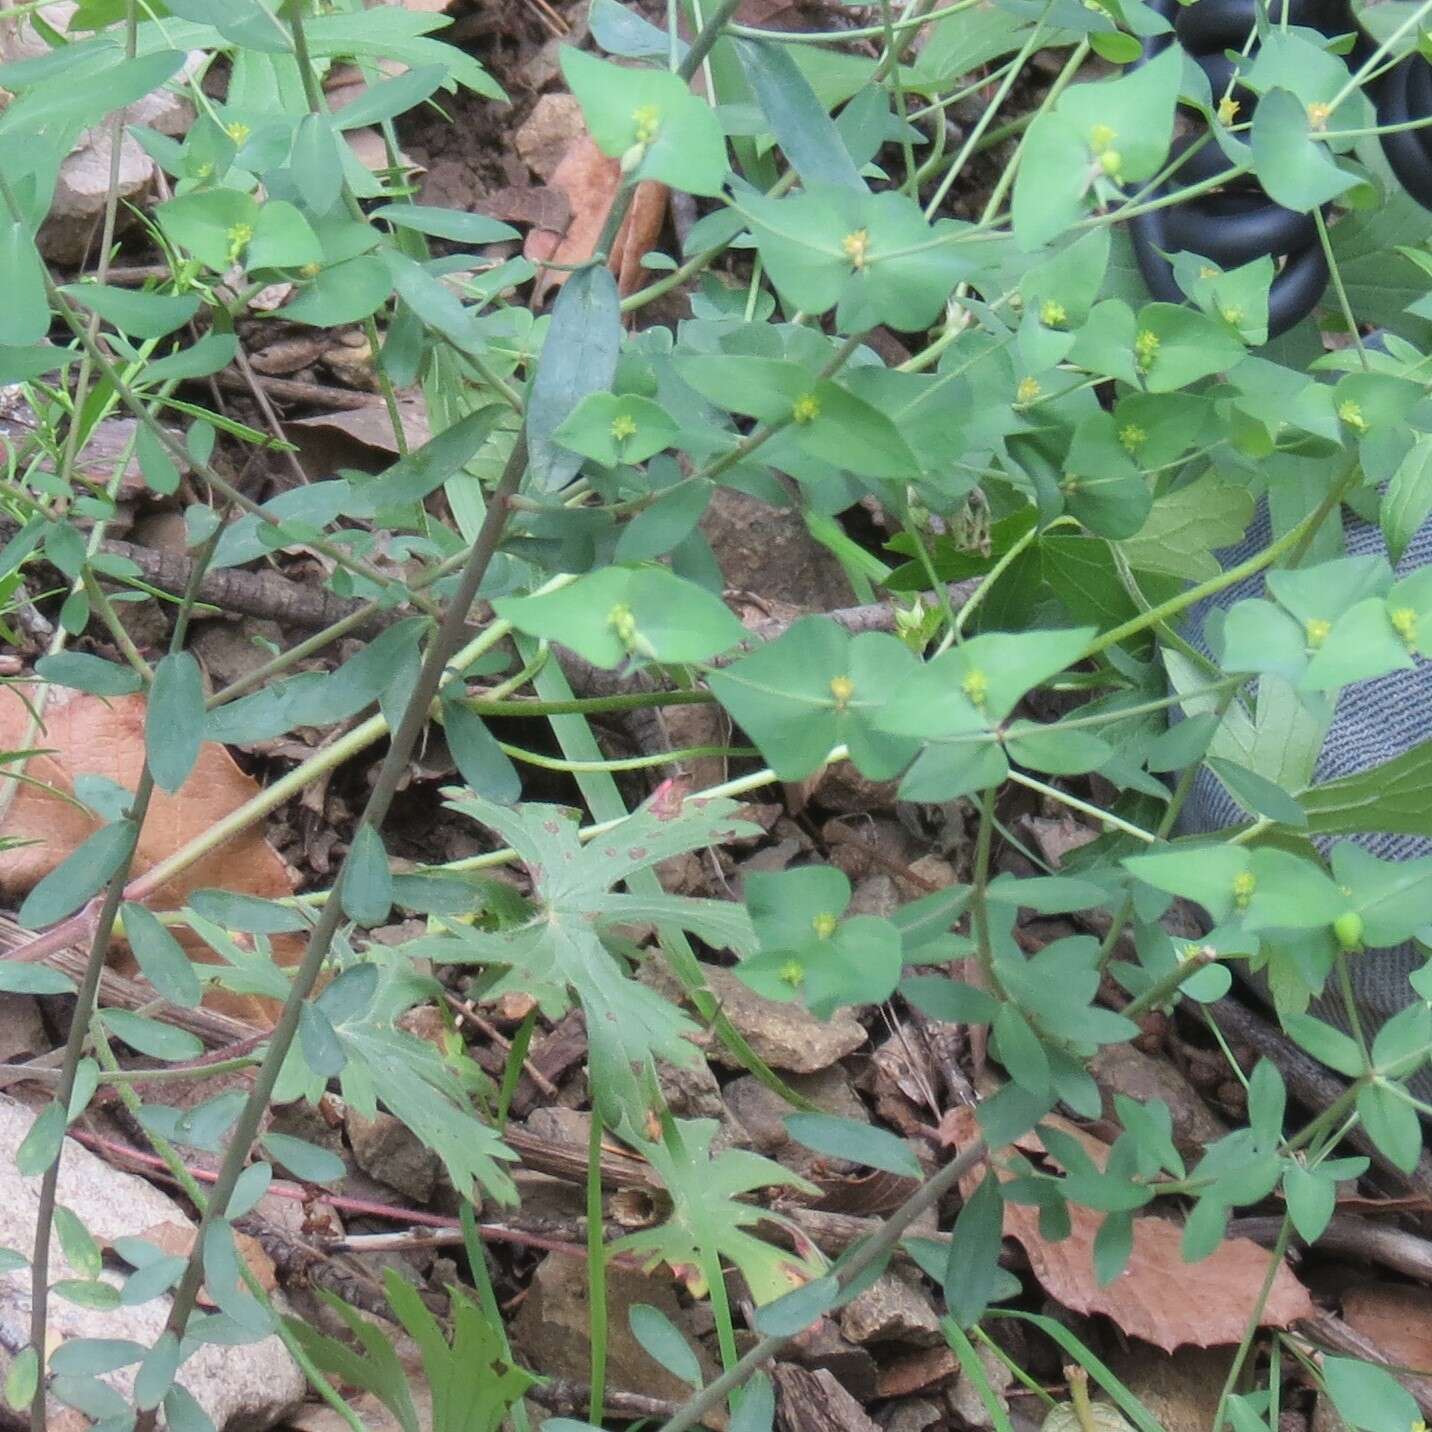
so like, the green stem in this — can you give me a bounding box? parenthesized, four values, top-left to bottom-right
(654, 1137, 989, 1432)
(155, 430, 531, 1351)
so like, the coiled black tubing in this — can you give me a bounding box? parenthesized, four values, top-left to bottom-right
(1129, 0, 1432, 336)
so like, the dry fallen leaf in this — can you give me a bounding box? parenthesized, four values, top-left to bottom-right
(1342, 1284, 1432, 1373)
(127, 1220, 277, 1303)
(525, 133, 669, 306)
(0, 687, 296, 1021)
(943, 1107, 1314, 1351)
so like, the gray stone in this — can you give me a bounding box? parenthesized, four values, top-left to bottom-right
(512, 1252, 716, 1404)
(839, 1269, 942, 1347)
(642, 962, 866, 1074)
(723, 1068, 872, 1174)
(0, 1095, 303, 1430)
(345, 1107, 440, 1203)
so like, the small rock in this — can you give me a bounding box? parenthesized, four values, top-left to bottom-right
(515, 93, 586, 181)
(839, 1269, 942, 1347)
(512, 1253, 716, 1404)
(848, 873, 899, 919)
(657, 1056, 725, 1122)
(1103, 1345, 1234, 1432)
(523, 1105, 592, 1149)
(192, 619, 285, 690)
(881, 1399, 945, 1432)
(0, 1096, 302, 1430)
(0, 994, 45, 1063)
(775, 1364, 880, 1432)
(704, 488, 855, 612)
(642, 962, 866, 1074)
(723, 1068, 870, 1164)
(1089, 1044, 1227, 1149)
(345, 1107, 441, 1203)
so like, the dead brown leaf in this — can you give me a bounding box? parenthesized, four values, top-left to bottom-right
(0, 688, 296, 1022)
(127, 1220, 277, 1304)
(525, 133, 669, 305)
(1342, 1284, 1432, 1374)
(942, 1107, 1314, 1351)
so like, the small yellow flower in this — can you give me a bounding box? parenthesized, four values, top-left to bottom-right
(1119, 423, 1147, 452)
(779, 958, 806, 987)
(1232, 870, 1257, 909)
(1306, 616, 1332, 649)
(1134, 328, 1160, 372)
(962, 669, 989, 708)
(811, 912, 839, 940)
(1219, 304, 1244, 326)
(792, 393, 821, 425)
(1390, 605, 1419, 646)
(1098, 149, 1123, 177)
(300, 261, 321, 278)
(632, 104, 661, 144)
(608, 602, 639, 647)
(225, 120, 251, 145)
(841, 228, 871, 270)
(1338, 399, 1367, 432)
(828, 674, 855, 710)
(1089, 123, 1117, 154)
(1199, 265, 1219, 280)
(1217, 95, 1241, 125)
(1015, 376, 1041, 405)
(1040, 299, 1067, 328)
(610, 412, 639, 444)
(1307, 100, 1332, 130)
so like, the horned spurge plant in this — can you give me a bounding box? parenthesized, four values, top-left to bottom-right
(2, 0, 1432, 1428)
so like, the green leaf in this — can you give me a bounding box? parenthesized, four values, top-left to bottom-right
(733, 37, 864, 191)
(1012, 114, 1091, 251)
(1134, 304, 1247, 392)
(3, 1348, 37, 1414)
(1322, 1356, 1421, 1432)
(783, 1113, 921, 1178)
(944, 1169, 1004, 1327)
(154, 189, 260, 271)
(259, 1133, 347, 1185)
(1118, 471, 1254, 581)
(0, 966, 75, 996)
(134, 1332, 181, 1412)
(16, 1102, 65, 1176)
(527, 263, 621, 492)
(441, 700, 521, 805)
(494, 565, 747, 669)
(291, 113, 344, 215)
(281, 255, 393, 326)
(1380, 432, 1432, 564)
(186, 889, 309, 933)
(35, 651, 141, 696)
(342, 824, 394, 927)
(1282, 1163, 1335, 1243)
(612, 1119, 820, 1305)
(708, 617, 919, 781)
(246, 200, 322, 271)
(1302, 738, 1432, 837)
(371, 203, 518, 245)
(61, 284, 200, 339)
(1205, 757, 1307, 828)
(19, 820, 136, 928)
(561, 47, 728, 195)
(0, 48, 187, 143)
(553, 392, 678, 467)
(53, 1206, 101, 1280)
(1058, 44, 1180, 183)
(1251, 88, 1357, 212)
(737, 185, 978, 331)
(333, 63, 449, 131)
(358, 406, 508, 510)
(0, 222, 50, 347)
(628, 1304, 703, 1388)
(122, 903, 202, 1007)
(147, 652, 205, 792)
(1356, 1081, 1421, 1173)
(135, 423, 182, 497)
(101, 1010, 203, 1062)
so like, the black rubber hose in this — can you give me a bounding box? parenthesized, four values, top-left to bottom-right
(1127, 0, 1432, 337)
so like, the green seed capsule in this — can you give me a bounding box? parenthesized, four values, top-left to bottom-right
(1332, 911, 1365, 952)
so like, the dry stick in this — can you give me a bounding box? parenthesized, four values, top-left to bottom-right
(655, 1136, 989, 1432)
(151, 429, 531, 1367)
(27, 491, 229, 1432)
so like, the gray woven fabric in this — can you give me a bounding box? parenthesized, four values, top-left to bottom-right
(1178, 502, 1432, 1086)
